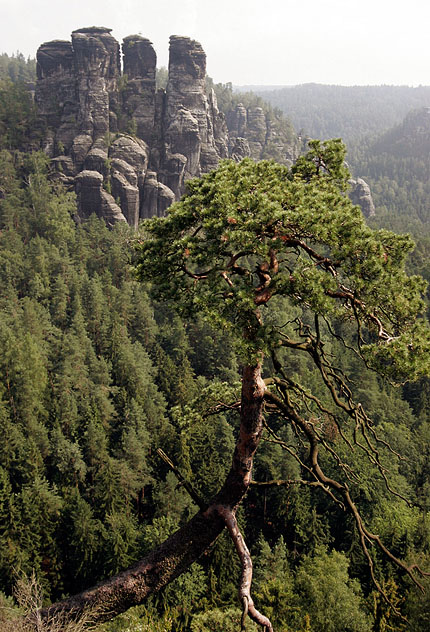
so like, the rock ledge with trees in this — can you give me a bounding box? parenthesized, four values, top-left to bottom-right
(35, 27, 301, 227)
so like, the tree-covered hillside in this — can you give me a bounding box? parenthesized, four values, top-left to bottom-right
(347, 107, 430, 249)
(244, 84, 430, 143)
(1, 71, 430, 632)
(0, 150, 239, 626)
(0, 145, 430, 631)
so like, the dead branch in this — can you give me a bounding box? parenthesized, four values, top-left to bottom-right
(203, 400, 241, 417)
(156, 448, 207, 511)
(249, 478, 322, 488)
(263, 388, 430, 617)
(214, 504, 274, 632)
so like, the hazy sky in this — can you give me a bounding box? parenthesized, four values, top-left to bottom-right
(1, 0, 429, 86)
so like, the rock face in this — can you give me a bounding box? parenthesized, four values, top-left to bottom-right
(122, 35, 156, 144)
(36, 28, 299, 226)
(75, 170, 127, 226)
(226, 102, 298, 165)
(349, 178, 376, 218)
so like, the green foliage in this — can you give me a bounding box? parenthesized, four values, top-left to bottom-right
(0, 126, 430, 630)
(0, 80, 44, 150)
(253, 536, 295, 629)
(0, 148, 268, 611)
(251, 84, 430, 143)
(371, 579, 408, 632)
(102, 606, 173, 632)
(0, 152, 174, 598)
(0, 52, 36, 83)
(405, 570, 430, 632)
(190, 607, 258, 632)
(136, 142, 430, 378)
(134, 142, 430, 629)
(293, 548, 370, 632)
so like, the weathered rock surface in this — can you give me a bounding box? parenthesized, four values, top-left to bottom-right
(35, 28, 300, 226)
(36, 39, 76, 135)
(72, 27, 121, 139)
(141, 171, 176, 218)
(226, 102, 298, 164)
(111, 170, 140, 228)
(122, 35, 157, 143)
(230, 137, 251, 162)
(349, 177, 376, 218)
(75, 170, 127, 226)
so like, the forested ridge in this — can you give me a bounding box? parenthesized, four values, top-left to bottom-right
(348, 107, 430, 243)
(1, 53, 430, 632)
(247, 84, 430, 144)
(248, 81, 430, 284)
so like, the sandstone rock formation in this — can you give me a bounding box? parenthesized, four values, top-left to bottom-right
(75, 170, 127, 226)
(122, 35, 156, 144)
(226, 102, 298, 165)
(36, 29, 373, 225)
(349, 177, 376, 218)
(35, 27, 299, 226)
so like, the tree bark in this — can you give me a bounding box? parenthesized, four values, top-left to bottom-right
(39, 363, 266, 626)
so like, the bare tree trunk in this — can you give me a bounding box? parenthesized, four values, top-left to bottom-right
(39, 363, 266, 626)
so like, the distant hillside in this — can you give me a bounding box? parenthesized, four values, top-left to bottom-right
(371, 107, 430, 158)
(235, 84, 286, 92)
(241, 84, 430, 143)
(347, 107, 430, 246)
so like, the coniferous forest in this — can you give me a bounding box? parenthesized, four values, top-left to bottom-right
(1, 53, 430, 632)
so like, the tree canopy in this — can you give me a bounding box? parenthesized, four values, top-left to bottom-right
(31, 140, 430, 631)
(137, 139, 429, 379)
(253, 84, 430, 144)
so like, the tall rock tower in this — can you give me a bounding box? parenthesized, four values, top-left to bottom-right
(35, 27, 298, 226)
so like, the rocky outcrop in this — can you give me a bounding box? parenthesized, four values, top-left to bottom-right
(35, 28, 299, 226)
(230, 137, 251, 162)
(72, 27, 121, 139)
(155, 36, 229, 197)
(36, 39, 77, 156)
(122, 36, 156, 143)
(349, 177, 376, 218)
(75, 170, 127, 226)
(226, 102, 298, 165)
(141, 171, 175, 218)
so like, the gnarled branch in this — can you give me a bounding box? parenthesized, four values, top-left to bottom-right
(214, 504, 273, 632)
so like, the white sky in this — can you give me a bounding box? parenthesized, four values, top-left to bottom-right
(1, 0, 429, 86)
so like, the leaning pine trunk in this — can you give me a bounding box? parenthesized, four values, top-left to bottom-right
(213, 363, 266, 506)
(38, 363, 266, 627)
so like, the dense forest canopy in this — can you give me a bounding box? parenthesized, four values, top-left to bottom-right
(347, 107, 430, 244)
(246, 84, 430, 144)
(1, 56, 430, 632)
